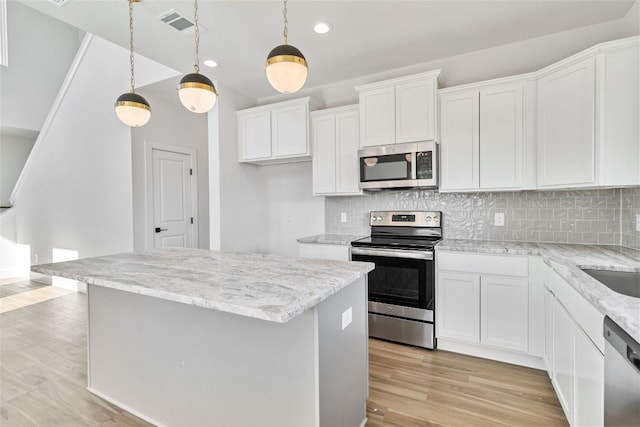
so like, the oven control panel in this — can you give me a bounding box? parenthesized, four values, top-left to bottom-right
(370, 211, 441, 227)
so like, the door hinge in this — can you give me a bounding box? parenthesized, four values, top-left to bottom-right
(190, 168, 193, 175)
(191, 217, 194, 224)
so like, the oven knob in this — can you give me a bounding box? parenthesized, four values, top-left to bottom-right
(376, 216, 383, 221)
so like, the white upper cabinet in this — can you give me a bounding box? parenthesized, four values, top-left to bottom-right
(311, 105, 362, 196)
(439, 78, 535, 192)
(238, 109, 272, 161)
(356, 71, 440, 148)
(358, 86, 395, 147)
(538, 57, 596, 187)
(238, 97, 311, 165)
(395, 78, 437, 143)
(537, 36, 639, 188)
(439, 90, 480, 190)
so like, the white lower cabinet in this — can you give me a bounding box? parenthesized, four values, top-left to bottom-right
(552, 297, 575, 425)
(574, 326, 604, 427)
(541, 266, 604, 427)
(437, 272, 480, 343)
(436, 252, 538, 366)
(481, 275, 529, 353)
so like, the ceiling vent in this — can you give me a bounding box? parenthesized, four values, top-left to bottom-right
(47, 0, 71, 6)
(156, 9, 206, 34)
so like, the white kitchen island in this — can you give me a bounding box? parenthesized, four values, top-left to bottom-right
(32, 248, 374, 427)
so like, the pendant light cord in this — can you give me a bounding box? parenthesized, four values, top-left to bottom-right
(128, 0, 136, 93)
(282, 0, 288, 45)
(194, 0, 200, 73)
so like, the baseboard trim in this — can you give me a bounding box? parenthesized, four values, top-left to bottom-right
(438, 338, 546, 370)
(87, 387, 168, 427)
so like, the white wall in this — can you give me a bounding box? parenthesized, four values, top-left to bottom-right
(9, 35, 178, 268)
(131, 84, 210, 251)
(0, 130, 36, 205)
(209, 83, 266, 253)
(0, 1, 81, 131)
(209, 84, 325, 256)
(259, 162, 324, 257)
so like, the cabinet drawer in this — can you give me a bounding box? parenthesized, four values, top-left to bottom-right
(438, 252, 528, 277)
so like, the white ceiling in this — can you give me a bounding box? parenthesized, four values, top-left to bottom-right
(15, 0, 638, 101)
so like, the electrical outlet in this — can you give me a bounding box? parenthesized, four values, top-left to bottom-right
(341, 307, 352, 330)
(636, 214, 640, 232)
(340, 212, 347, 223)
(34, 254, 39, 263)
(494, 212, 505, 227)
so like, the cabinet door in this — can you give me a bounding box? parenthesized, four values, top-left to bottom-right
(538, 57, 596, 188)
(437, 272, 480, 343)
(439, 91, 480, 191)
(335, 109, 361, 194)
(272, 102, 309, 158)
(312, 114, 337, 194)
(359, 86, 395, 147)
(552, 299, 574, 425)
(574, 328, 604, 427)
(395, 78, 436, 143)
(480, 275, 529, 352)
(238, 110, 271, 161)
(479, 84, 523, 189)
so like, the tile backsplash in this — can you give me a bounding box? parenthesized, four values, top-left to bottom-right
(621, 187, 640, 250)
(325, 188, 640, 247)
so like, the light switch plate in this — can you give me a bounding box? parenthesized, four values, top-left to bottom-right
(494, 212, 505, 227)
(340, 212, 347, 223)
(636, 214, 640, 232)
(341, 307, 352, 330)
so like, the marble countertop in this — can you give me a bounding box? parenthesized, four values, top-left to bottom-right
(297, 234, 367, 246)
(437, 239, 640, 343)
(32, 248, 374, 323)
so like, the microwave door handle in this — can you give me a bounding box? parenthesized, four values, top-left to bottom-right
(410, 151, 417, 179)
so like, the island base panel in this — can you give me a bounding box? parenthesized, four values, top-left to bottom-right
(86, 278, 367, 426)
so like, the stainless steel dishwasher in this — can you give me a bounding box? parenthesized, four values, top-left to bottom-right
(604, 316, 640, 426)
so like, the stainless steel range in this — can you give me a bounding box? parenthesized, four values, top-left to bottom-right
(350, 211, 442, 349)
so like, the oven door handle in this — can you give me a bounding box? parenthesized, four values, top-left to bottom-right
(351, 247, 433, 260)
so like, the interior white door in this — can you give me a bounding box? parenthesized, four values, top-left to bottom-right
(152, 149, 193, 249)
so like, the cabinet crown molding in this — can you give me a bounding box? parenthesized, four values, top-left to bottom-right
(236, 96, 312, 115)
(535, 35, 639, 79)
(355, 69, 443, 92)
(438, 73, 536, 95)
(310, 104, 358, 117)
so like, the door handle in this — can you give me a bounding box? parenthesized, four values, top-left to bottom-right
(155, 227, 168, 233)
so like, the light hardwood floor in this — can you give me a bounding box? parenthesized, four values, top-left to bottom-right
(367, 339, 568, 426)
(1, 280, 567, 426)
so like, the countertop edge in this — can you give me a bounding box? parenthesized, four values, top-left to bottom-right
(32, 253, 375, 324)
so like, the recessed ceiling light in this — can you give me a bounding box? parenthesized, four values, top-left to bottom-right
(314, 22, 331, 34)
(203, 59, 218, 68)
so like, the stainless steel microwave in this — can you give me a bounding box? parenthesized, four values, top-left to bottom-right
(358, 141, 438, 190)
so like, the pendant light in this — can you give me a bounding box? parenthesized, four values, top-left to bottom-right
(115, 0, 151, 127)
(177, 0, 217, 113)
(265, 0, 308, 94)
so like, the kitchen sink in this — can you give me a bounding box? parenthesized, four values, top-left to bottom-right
(581, 269, 640, 298)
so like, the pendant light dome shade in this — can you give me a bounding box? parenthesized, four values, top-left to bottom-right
(178, 72, 218, 113)
(265, 44, 308, 94)
(115, 91, 151, 127)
